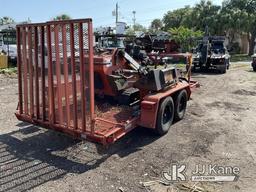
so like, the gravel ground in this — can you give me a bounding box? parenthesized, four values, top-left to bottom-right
(0, 64, 256, 192)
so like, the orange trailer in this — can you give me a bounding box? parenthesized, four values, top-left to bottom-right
(15, 19, 198, 145)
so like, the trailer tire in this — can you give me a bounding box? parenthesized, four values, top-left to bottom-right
(220, 67, 226, 74)
(253, 67, 256, 72)
(191, 64, 196, 73)
(156, 96, 174, 135)
(174, 90, 188, 121)
(227, 59, 230, 70)
(200, 65, 207, 72)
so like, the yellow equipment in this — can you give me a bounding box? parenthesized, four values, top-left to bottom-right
(0, 54, 8, 69)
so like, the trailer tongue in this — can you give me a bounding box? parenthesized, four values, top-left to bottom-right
(15, 19, 198, 145)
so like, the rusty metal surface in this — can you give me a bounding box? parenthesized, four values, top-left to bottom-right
(16, 19, 96, 139)
(15, 19, 138, 145)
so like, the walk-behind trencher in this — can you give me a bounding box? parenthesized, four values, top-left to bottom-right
(15, 19, 198, 145)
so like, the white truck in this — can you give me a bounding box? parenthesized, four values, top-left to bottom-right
(0, 33, 17, 61)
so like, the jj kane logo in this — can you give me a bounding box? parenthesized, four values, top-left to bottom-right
(162, 164, 240, 182)
(162, 164, 187, 182)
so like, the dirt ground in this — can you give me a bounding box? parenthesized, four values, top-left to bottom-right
(0, 63, 256, 192)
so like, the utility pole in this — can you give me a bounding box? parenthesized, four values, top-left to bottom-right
(116, 3, 119, 24)
(132, 11, 136, 30)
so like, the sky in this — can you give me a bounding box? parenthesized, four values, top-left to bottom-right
(0, 0, 223, 28)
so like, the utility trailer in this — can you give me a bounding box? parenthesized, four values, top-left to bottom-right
(15, 19, 198, 145)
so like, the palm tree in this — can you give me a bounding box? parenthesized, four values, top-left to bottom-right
(192, 0, 221, 34)
(151, 19, 163, 31)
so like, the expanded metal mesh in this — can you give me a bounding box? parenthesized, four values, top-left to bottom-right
(16, 19, 94, 134)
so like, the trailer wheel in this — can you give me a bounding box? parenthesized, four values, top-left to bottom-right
(227, 59, 230, 70)
(174, 90, 188, 121)
(200, 65, 207, 72)
(191, 64, 196, 72)
(156, 96, 174, 135)
(220, 67, 227, 74)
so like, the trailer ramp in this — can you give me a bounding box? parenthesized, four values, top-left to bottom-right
(15, 19, 125, 144)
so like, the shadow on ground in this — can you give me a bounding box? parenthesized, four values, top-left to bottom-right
(0, 122, 159, 192)
(191, 70, 224, 76)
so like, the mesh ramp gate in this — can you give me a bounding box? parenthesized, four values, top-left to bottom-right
(16, 19, 139, 144)
(15, 19, 102, 142)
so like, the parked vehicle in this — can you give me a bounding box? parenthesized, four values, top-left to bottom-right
(0, 32, 17, 61)
(192, 35, 230, 73)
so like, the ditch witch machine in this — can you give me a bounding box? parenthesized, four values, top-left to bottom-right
(15, 19, 198, 145)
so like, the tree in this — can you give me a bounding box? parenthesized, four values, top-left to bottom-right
(163, 1, 222, 35)
(126, 24, 147, 36)
(169, 27, 203, 52)
(133, 24, 147, 32)
(160, 0, 256, 54)
(0, 17, 15, 25)
(53, 14, 72, 21)
(125, 27, 135, 36)
(150, 19, 163, 31)
(222, 0, 256, 55)
(163, 6, 192, 30)
(190, 0, 222, 34)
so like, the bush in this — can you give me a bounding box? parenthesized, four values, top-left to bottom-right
(168, 27, 203, 52)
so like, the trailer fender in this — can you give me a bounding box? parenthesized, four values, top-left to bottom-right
(139, 81, 191, 129)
